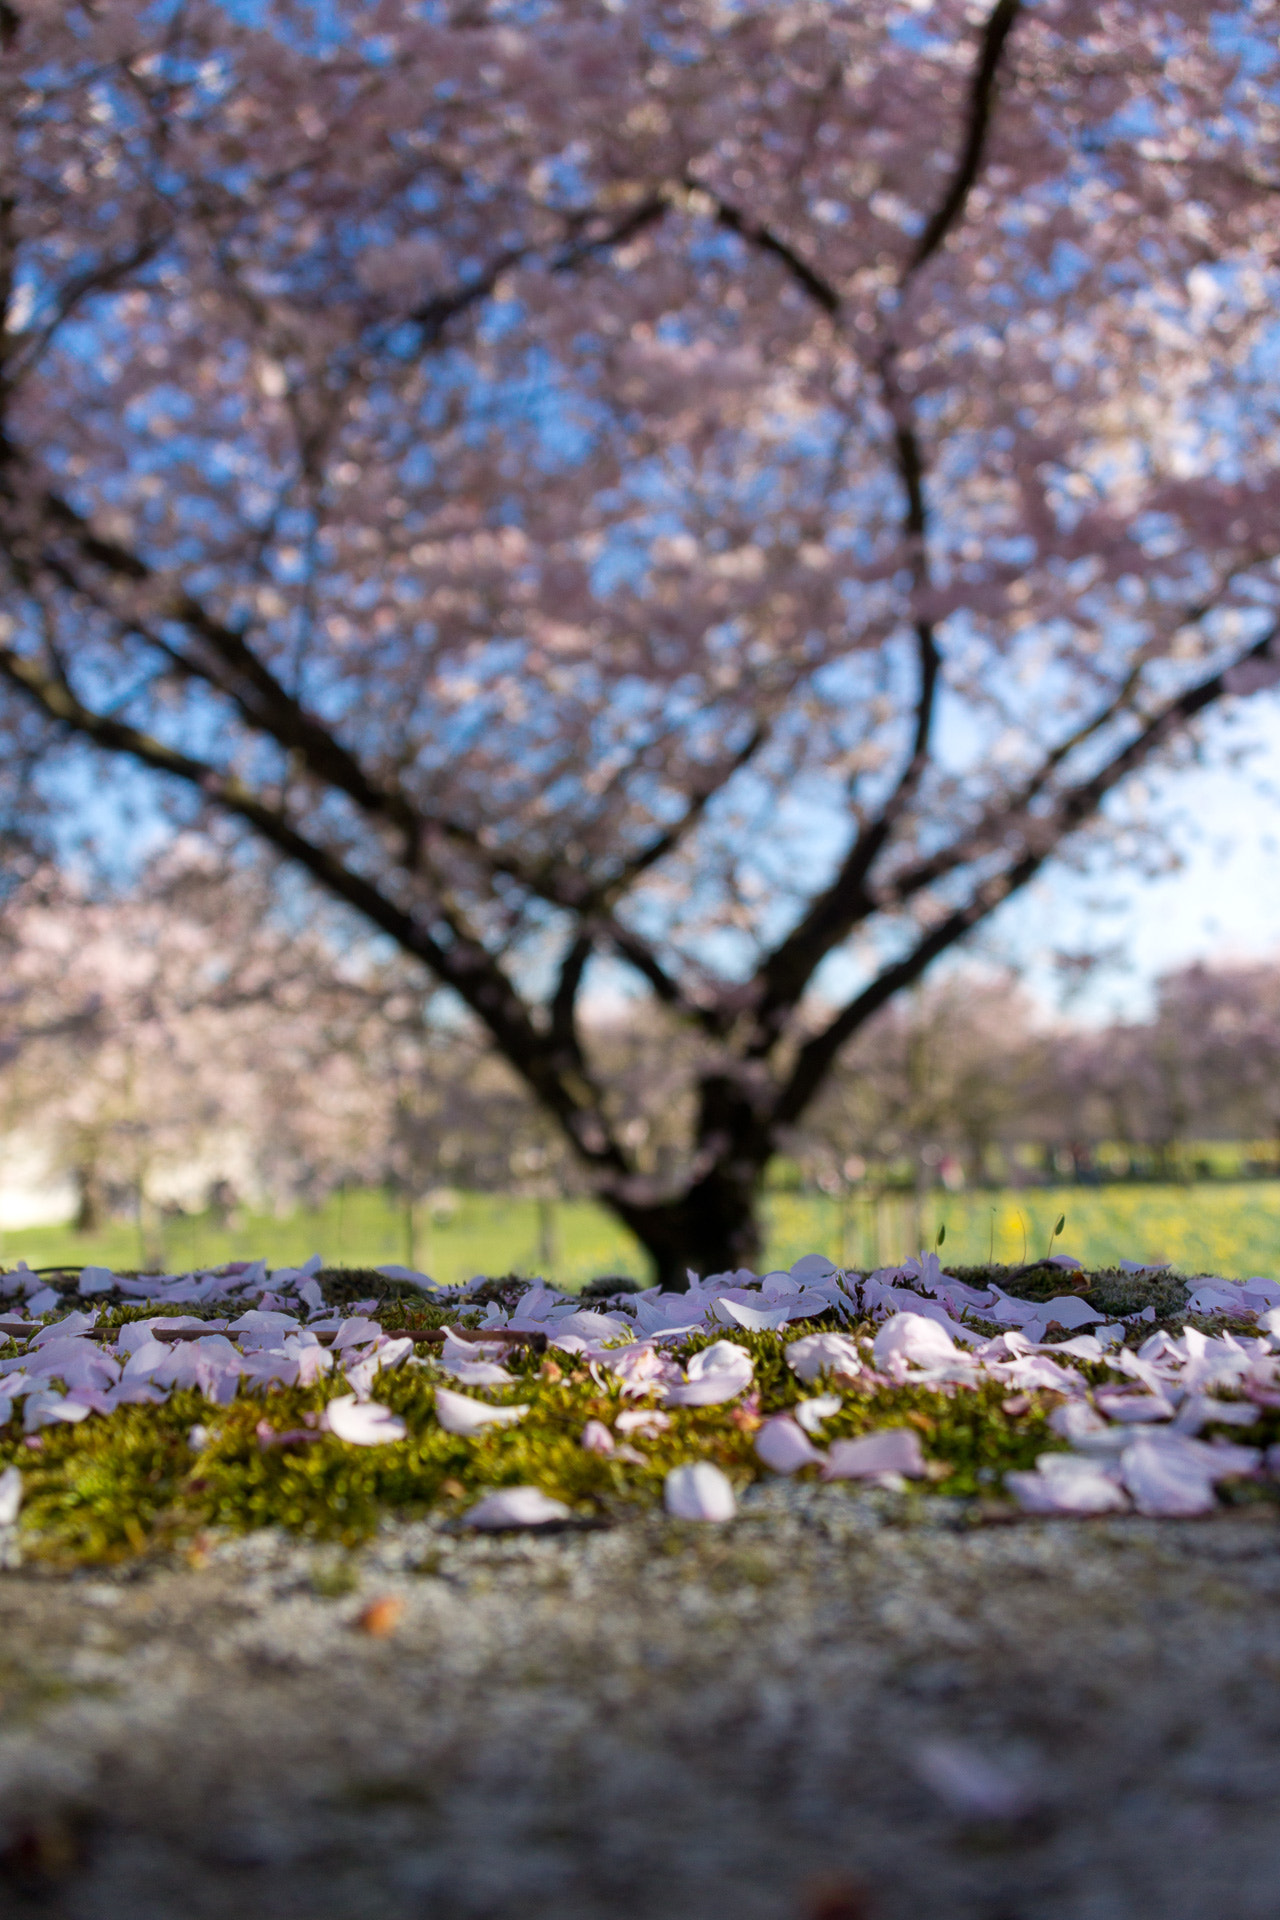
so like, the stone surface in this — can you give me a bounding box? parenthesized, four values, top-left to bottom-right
(2, 1487, 1280, 1918)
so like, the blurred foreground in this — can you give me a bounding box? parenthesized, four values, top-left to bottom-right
(1, 1498, 1277, 1920)
(6, 1179, 1280, 1287)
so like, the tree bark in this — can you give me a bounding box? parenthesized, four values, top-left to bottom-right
(609, 1167, 764, 1291)
(606, 1071, 772, 1287)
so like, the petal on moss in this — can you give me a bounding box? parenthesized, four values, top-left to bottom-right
(664, 1462, 736, 1521)
(665, 1341, 754, 1406)
(463, 1488, 572, 1529)
(822, 1428, 927, 1480)
(0, 1465, 21, 1525)
(433, 1387, 529, 1434)
(755, 1416, 822, 1475)
(322, 1395, 407, 1445)
(785, 1331, 863, 1384)
(580, 1419, 615, 1454)
(793, 1394, 842, 1434)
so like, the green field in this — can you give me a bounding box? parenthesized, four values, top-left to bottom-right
(5, 1179, 1280, 1285)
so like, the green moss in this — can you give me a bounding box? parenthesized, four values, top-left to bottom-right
(0, 1266, 1267, 1566)
(945, 1260, 1190, 1319)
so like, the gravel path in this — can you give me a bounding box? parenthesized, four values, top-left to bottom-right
(2, 1488, 1279, 1920)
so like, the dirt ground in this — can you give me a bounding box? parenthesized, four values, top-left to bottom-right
(1, 1484, 1277, 1920)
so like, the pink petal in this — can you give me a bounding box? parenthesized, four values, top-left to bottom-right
(322, 1395, 407, 1446)
(463, 1487, 572, 1529)
(914, 1739, 1034, 1820)
(433, 1387, 529, 1435)
(664, 1462, 736, 1521)
(754, 1416, 822, 1475)
(1005, 1455, 1127, 1513)
(822, 1428, 927, 1481)
(0, 1465, 21, 1525)
(785, 1331, 863, 1383)
(580, 1419, 615, 1454)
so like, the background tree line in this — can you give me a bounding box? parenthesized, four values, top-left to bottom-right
(2, 851, 1277, 1252)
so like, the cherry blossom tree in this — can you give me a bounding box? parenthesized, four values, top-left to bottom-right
(1, 0, 1279, 1282)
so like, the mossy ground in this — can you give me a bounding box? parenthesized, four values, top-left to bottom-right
(2, 1263, 1275, 1565)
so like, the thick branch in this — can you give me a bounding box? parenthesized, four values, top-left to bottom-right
(904, 0, 1022, 280)
(686, 177, 839, 315)
(683, 6, 1029, 1049)
(549, 932, 592, 1062)
(774, 621, 1280, 1127)
(407, 193, 668, 349)
(0, 642, 633, 1176)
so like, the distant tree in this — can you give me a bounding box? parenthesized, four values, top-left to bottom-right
(1, 2, 1280, 1281)
(1148, 962, 1280, 1162)
(0, 846, 396, 1230)
(797, 972, 1041, 1187)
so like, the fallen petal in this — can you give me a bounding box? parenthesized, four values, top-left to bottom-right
(664, 1461, 736, 1521)
(463, 1487, 572, 1529)
(786, 1331, 863, 1384)
(914, 1739, 1034, 1821)
(822, 1428, 927, 1481)
(755, 1415, 823, 1475)
(0, 1464, 20, 1526)
(323, 1395, 407, 1446)
(433, 1387, 529, 1435)
(1005, 1454, 1128, 1513)
(580, 1419, 615, 1454)
(793, 1393, 842, 1434)
(615, 1408, 671, 1437)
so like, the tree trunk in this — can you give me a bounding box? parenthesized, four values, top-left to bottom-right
(603, 1069, 773, 1288)
(74, 1162, 102, 1234)
(609, 1164, 765, 1290)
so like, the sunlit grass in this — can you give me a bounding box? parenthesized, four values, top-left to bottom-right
(794, 1183, 1280, 1280)
(6, 1180, 1280, 1286)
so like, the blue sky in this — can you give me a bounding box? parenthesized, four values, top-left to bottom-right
(993, 696, 1280, 1025)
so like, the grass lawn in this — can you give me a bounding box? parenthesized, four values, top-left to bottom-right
(4, 1179, 1280, 1284)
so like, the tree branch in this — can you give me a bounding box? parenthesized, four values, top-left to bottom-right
(549, 932, 592, 1060)
(684, 175, 839, 315)
(773, 619, 1280, 1127)
(599, 720, 771, 901)
(904, 0, 1022, 281)
(678, 3, 1029, 1049)
(0, 641, 634, 1176)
